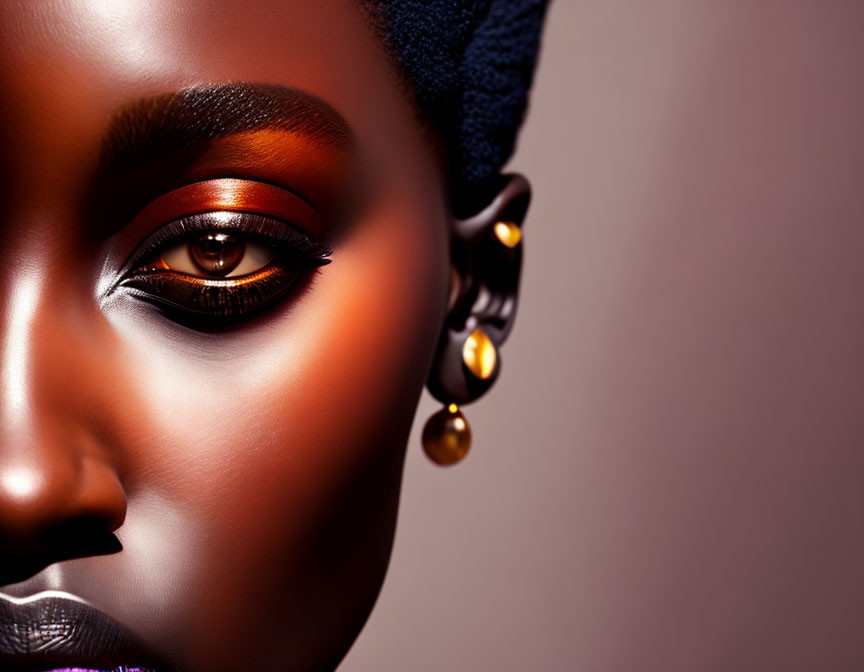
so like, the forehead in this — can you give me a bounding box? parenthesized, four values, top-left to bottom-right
(0, 0, 382, 96)
(0, 0, 427, 203)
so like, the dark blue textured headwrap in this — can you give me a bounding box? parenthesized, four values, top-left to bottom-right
(361, 0, 550, 212)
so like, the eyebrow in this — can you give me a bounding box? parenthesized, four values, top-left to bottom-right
(99, 82, 356, 174)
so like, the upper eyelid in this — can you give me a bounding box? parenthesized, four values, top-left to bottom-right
(96, 177, 329, 303)
(131, 178, 324, 232)
(133, 211, 308, 255)
(112, 177, 322, 261)
(117, 178, 324, 252)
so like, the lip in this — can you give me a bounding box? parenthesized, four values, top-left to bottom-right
(0, 592, 168, 671)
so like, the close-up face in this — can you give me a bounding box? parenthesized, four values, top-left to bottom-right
(0, 1, 479, 670)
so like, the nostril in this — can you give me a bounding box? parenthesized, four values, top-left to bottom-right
(0, 524, 123, 585)
(39, 516, 125, 553)
(1, 516, 123, 557)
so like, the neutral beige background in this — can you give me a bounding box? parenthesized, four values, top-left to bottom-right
(341, 2, 864, 670)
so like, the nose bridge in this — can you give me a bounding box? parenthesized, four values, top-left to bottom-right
(0, 253, 127, 543)
(0, 259, 44, 431)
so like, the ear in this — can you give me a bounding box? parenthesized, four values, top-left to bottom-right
(427, 174, 531, 405)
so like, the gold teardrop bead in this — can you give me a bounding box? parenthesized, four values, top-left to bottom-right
(493, 220, 522, 248)
(462, 328, 497, 380)
(422, 403, 472, 466)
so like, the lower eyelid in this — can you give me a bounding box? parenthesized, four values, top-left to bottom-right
(120, 264, 304, 320)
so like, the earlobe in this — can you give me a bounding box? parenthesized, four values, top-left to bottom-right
(426, 173, 531, 407)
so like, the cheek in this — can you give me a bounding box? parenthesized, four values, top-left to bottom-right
(111, 199, 449, 488)
(100, 196, 449, 665)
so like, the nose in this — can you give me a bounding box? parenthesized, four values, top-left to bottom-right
(0, 437, 127, 546)
(0, 267, 127, 557)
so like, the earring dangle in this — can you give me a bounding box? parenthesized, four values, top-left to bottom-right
(422, 402, 472, 466)
(423, 217, 518, 466)
(422, 328, 500, 466)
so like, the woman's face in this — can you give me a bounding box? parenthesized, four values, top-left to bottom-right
(0, 1, 451, 670)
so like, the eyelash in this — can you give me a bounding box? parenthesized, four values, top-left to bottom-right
(116, 211, 331, 322)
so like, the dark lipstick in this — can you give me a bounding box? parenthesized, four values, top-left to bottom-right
(0, 592, 166, 671)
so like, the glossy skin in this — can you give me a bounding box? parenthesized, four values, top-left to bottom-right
(0, 1, 480, 669)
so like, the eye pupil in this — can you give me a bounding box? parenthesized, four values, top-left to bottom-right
(189, 233, 244, 276)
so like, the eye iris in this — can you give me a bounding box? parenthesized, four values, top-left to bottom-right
(189, 233, 244, 276)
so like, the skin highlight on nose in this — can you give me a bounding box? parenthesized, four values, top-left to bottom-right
(0, 465, 42, 501)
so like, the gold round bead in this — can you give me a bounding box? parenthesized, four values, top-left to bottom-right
(422, 403, 472, 466)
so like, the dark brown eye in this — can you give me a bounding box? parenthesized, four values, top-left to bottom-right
(189, 233, 244, 276)
(153, 231, 278, 279)
(119, 211, 332, 323)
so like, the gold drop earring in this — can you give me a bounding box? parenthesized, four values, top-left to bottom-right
(422, 327, 498, 466)
(422, 218, 519, 466)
